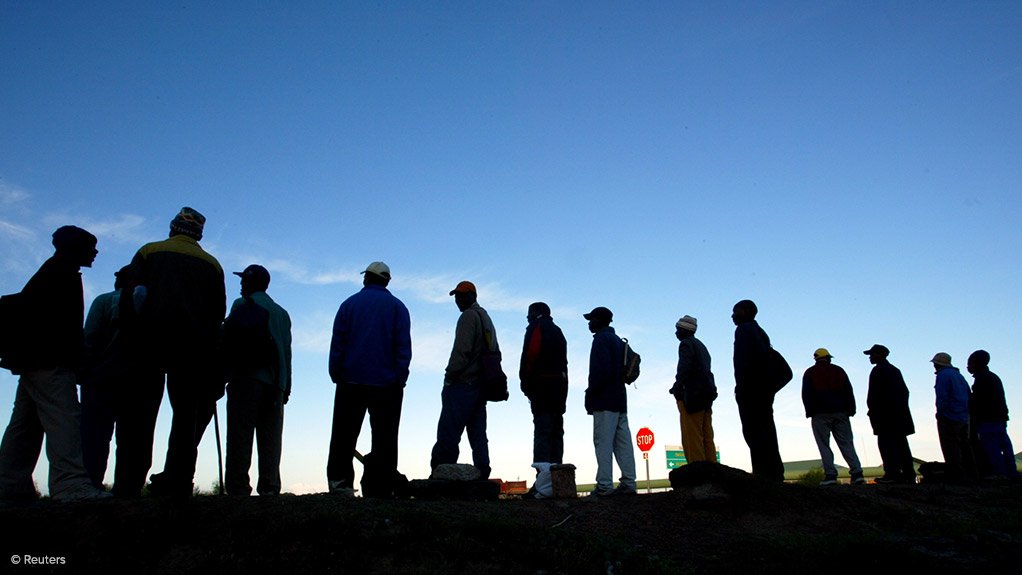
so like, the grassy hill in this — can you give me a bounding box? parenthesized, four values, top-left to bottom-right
(3, 473, 1019, 574)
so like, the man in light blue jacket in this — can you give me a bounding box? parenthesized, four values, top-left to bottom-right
(931, 352, 976, 482)
(224, 264, 292, 496)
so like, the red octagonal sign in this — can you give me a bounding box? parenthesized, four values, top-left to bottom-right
(636, 427, 655, 452)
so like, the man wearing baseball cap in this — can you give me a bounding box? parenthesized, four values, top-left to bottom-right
(223, 264, 292, 496)
(430, 280, 498, 479)
(802, 348, 864, 485)
(864, 345, 916, 484)
(327, 262, 411, 497)
(584, 306, 637, 496)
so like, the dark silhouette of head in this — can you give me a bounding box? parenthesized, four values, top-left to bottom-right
(584, 306, 613, 333)
(234, 264, 270, 297)
(52, 225, 98, 268)
(732, 299, 757, 325)
(527, 302, 551, 322)
(967, 349, 990, 375)
(863, 344, 890, 365)
(113, 265, 131, 290)
(169, 207, 206, 241)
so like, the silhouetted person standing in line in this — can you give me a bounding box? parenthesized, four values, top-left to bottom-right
(732, 299, 785, 482)
(223, 265, 292, 496)
(931, 352, 977, 483)
(864, 344, 916, 484)
(584, 306, 637, 496)
(966, 350, 1017, 479)
(79, 267, 125, 489)
(430, 281, 496, 479)
(802, 348, 864, 485)
(327, 262, 411, 498)
(124, 207, 226, 496)
(519, 302, 568, 464)
(670, 315, 717, 464)
(0, 226, 110, 502)
(79, 265, 154, 493)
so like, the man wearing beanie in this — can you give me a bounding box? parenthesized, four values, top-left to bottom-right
(0, 226, 110, 502)
(519, 302, 568, 465)
(967, 350, 1018, 478)
(122, 207, 226, 496)
(670, 315, 717, 464)
(931, 352, 977, 483)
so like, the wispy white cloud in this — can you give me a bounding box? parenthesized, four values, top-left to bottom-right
(0, 182, 30, 205)
(409, 323, 454, 376)
(0, 219, 35, 241)
(230, 257, 363, 287)
(400, 274, 537, 312)
(291, 310, 336, 353)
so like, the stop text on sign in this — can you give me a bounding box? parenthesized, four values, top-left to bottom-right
(636, 427, 655, 452)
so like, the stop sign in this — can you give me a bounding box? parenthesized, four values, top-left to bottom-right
(636, 427, 655, 452)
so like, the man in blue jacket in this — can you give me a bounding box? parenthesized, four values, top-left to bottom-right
(584, 306, 636, 496)
(732, 300, 785, 482)
(931, 352, 976, 482)
(328, 262, 411, 498)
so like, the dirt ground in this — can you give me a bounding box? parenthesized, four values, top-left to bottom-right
(2, 468, 1019, 574)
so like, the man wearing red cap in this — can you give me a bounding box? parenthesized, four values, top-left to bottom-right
(430, 281, 497, 479)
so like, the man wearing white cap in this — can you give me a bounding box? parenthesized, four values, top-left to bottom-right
(328, 262, 411, 498)
(931, 352, 976, 482)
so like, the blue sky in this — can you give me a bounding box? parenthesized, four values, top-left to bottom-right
(2, 1, 1020, 494)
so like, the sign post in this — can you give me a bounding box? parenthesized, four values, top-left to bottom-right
(635, 427, 655, 493)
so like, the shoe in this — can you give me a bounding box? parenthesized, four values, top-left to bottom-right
(54, 483, 113, 503)
(148, 473, 193, 497)
(613, 485, 638, 496)
(591, 488, 616, 498)
(851, 475, 866, 485)
(819, 477, 838, 486)
(329, 480, 356, 498)
(874, 476, 897, 484)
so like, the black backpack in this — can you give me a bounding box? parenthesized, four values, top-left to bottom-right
(621, 337, 641, 385)
(0, 292, 26, 372)
(222, 297, 277, 378)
